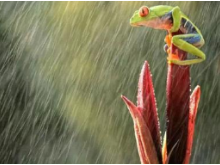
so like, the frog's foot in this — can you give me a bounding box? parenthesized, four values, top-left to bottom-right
(163, 44, 171, 54)
(163, 44, 168, 53)
(164, 35, 172, 55)
(167, 53, 180, 64)
(165, 34, 181, 64)
(164, 45, 172, 57)
(164, 34, 172, 47)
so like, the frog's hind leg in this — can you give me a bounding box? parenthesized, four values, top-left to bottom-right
(168, 34, 205, 65)
(183, 34, 204, 48)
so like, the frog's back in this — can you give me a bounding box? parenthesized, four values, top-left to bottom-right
(150, 5, 174, 15)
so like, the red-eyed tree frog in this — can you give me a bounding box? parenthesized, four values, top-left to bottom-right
(130, 5, 206, 65)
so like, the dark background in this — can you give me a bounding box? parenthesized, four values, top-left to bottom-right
(0, 1, 219, 163)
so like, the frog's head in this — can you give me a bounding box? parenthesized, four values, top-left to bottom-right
(130, 6, 162, 28)
(130, 6, 172, 30)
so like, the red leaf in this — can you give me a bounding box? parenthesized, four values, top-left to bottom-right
(184, 86, 201, 164)
(137, 61, 162, 163)
(121, 95, 159, 164)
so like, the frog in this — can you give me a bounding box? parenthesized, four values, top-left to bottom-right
(130, 5, 206, 65)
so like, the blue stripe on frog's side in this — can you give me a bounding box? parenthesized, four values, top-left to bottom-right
(180, 18, 197, 34)
(180, 18, 202, 45)
(183, 34, 201, 44)
(160, 12, 198, 35)
(160, 11, 173, 24)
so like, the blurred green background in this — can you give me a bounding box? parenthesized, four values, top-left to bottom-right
(0, 1, 219, 163)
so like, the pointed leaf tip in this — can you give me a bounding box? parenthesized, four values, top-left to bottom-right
(184, 86, 201, 164)
(121, 95, 138, 119)
(190, 86, 201, 119)
(137, 61, 151, 108)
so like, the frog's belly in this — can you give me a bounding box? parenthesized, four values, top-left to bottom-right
(140, 17, 173, 30)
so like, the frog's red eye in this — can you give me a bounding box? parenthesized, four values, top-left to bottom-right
(139, 6, 149, 17)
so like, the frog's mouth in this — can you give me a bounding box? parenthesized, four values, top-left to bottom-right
(130, 17, 144, 27)
(131, 24, 141, 27)
(130, 22, 143, 27)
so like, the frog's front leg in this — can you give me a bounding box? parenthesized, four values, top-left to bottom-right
(168, 34, 206, 65)
(170, 6, 181, 33)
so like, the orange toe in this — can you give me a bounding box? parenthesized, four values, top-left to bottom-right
(165, 35, 172, 47)
(167, 47, 171, 54)
(168, 54, 180, 61)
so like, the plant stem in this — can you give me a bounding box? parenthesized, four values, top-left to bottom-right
(166, 30, 190, 163)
